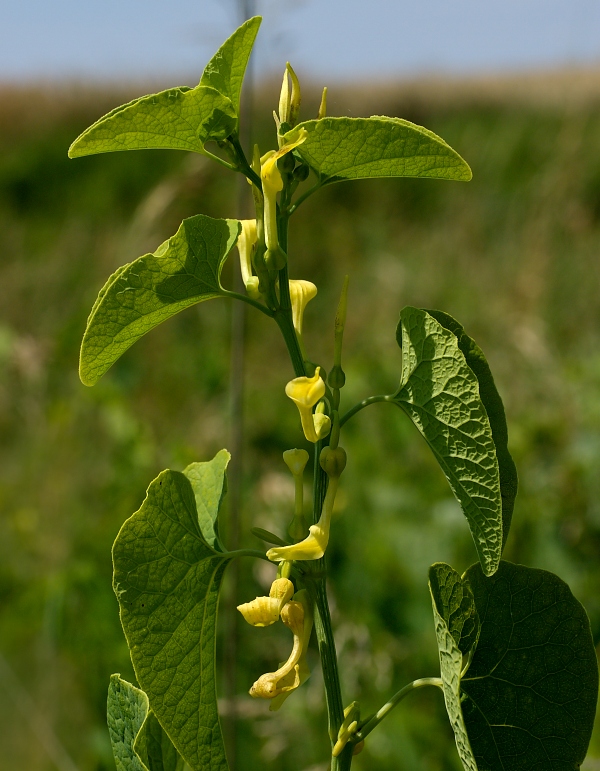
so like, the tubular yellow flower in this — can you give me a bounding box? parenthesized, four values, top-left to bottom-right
(266, 474, 341, 562)
(261, 129, 307, 252)
(289, 279, 317, 337)
(285, 367, 330, 443)
(249, 600, 305, 699)
(236, 219, 261, 300)
(249, 591, 314, 707)
(237, 577, 294, 627)
(269, 590, 313, 711)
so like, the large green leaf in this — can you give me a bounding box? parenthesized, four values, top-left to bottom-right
(429, 567, 479, 771)
(394, 307, 502, 575)
(183, 449, 230, 550)
(107, 674, 182, 771)
(284, 117, 471, 183)
(79, 215, 240, 386)
(112, 466, 232, 771)
(426, 309, 518, 548)
(68, 86, 236, 158)
(200, 17, 261, 116)
(461, 561, 599, 771)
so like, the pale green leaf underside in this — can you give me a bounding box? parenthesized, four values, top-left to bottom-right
(429, 562, 479, 655)
(79, 215, 240, 386)
(462, 561, 599, 771)
(183, 449, 230, 550)
(430, 596, 479, 771)
(112, 467, 232, 771)
(394, 307, 502, 576)
(107, 675, 182, 771)
(200, 16, 261, 116)
(107, 674, 148, 771)
(426, 309, 518, 549)
(68, 85, 236, 158)
(286, 117, 472, 182)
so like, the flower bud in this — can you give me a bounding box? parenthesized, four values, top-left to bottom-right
(328, 364, 346, 390)
(283, 448, 309, 477)
(280, 600, 304, 636)
(320, 446, 347, 479)
(269, 577, 294, 612)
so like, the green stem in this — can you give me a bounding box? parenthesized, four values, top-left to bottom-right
(228, 134, 262, 189)
(353, 677, 442, 743)
(276, 183, 348, 769)
(340, 394, 395, 427)
(287, 178, 323, 214)
(222, 290, 275, 318)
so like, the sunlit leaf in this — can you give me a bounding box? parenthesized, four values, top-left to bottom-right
(284, 117, 471, 183)
(394, 307, 502, 575)
(426, 309, 518, 547)
(113, 463, 233, 771)
(68, 86, 236, 158)
(183, 449, 230, 550)
(79, 215, 240, 386)
(200, 16, 261, 117)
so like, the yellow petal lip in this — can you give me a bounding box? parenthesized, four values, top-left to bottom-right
(289, 279, 317, 336)
(285, 367, 325, 408)
(266, 523, 328, 562)
(283, 448, 309, 477)
(237, 596, 280, 627)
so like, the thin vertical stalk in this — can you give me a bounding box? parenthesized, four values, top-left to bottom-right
(276, 214, 350, 769)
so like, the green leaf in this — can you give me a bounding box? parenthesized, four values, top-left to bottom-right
(107, 674, 182, 771)
(113, 467, 233, 771)
(200, 17, 261, 116)
(135, 711, 184, 771)
(394, 307, 502, 575)
(461, 561, 599, 771)
(68, 86, 236, 158)
(107, 674, 148, 771)
(429, 572, 479, 771)
(429, 562, 479, 655)
(426, 309, 518, 548)
(183, 449, 230, 550)
(285, 117, 471, 183)
(79, 215, 240, 386)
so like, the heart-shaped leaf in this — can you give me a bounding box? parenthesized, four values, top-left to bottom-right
(430, 561, 599, 771)
(79, 215, 240, 386)
(461, 561, 598, 771)
(112, 460, 233, 771)
(426, 309, 518, 548)
(284, 117, 471, 183)
(394, 307, 503, 575)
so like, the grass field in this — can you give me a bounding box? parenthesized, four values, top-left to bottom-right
(1, 70, 600, 770)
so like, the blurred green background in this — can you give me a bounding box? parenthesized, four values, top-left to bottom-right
(1, 75, 600, 771)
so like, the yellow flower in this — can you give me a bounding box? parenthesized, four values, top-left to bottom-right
(285, 367, 331, 443)
(289, 279, 317, 337)
(261, 129, 307, 252)
(249, 590, 313, 707)
(237, 577, 294, 627)
(236, 219, 261, 300)
(266, 448, 346, 562)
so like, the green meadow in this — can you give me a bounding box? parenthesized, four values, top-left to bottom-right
(1, 73, 600, 770)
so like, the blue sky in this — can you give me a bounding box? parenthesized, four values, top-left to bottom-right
(2, 0, 600, 82)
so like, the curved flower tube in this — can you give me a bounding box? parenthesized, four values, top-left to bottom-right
(261, 129, 307, 252)
(269, 590, 313, 711)
(236, 219, 261, 300)
(285, 367, 331, 443)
